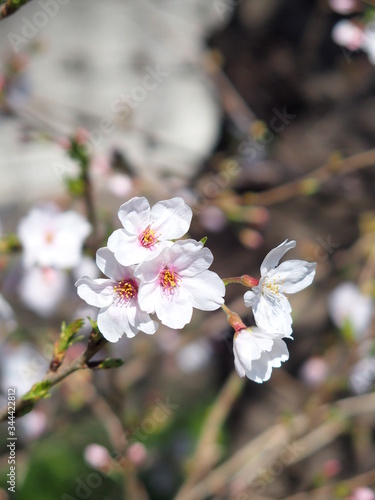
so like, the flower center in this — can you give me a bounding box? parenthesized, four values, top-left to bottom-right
(113, 279, 138, 305)
(45, 231, 55, 244)
(139, 225, 158, 249)
(263, 276, 284, 296)
(159, 266, 180, 295)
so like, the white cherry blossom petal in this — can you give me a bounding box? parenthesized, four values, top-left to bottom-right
(98, 304, 138, 341)
(154, 287, 193, 329)
(107, 229, 145, 266)
(96, 247, 132, 281)
(183, 271, 225, 311)
(254, 293, 293, 336)
(260, 239, 296, 276)
(233, 328, 289, 383)
(269, 260, 317, 294)
(134, 307, 159, 335)
(117, 197, 151, 234)
(151, 197, 192, 240)
(76, 277, 114, 308)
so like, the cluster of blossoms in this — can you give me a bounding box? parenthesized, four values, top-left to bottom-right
(17, 204, 91, 316)
(76, 197, 225, 340)
(76, 196, 317, 383)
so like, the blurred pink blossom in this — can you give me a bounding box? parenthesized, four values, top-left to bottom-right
(332, 20, 364, 51)
(127, 442, 147, 466)
(84, 444, 111, 470)
(347, 487, 375, 500)
(329, 0, 360, 14)
(299, 356, 328, 387)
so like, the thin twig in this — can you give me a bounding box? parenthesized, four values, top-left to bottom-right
(175, 371, 244, 500)
(0, 331, 108, 421)
(244, 148, 375, 206)
(0, 0, 34, 20)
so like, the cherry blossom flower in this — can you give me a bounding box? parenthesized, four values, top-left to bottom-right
(135, 239, 225, 329)
(233, 328, 289, 383)
(244, 240, 316, 335)
(76, 247, 158, 342)
(19, 266, 69, 317)
(17, 204, 91, 269)
(328, 282, 373, 338)
(107, 197, 192, 266)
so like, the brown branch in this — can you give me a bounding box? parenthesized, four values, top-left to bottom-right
(0, 331, 108, 421)
(0, 0, 34, 20)
(244, 148, 375, 206)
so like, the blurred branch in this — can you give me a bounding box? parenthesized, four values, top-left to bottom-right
(0, 329, 108, 421)
(175, 371, 245, 500)
(177, 392, 375, 500)
(244, 148, 375, 206)
(285, 468, 375, 500)
(0, 0, 34, 20)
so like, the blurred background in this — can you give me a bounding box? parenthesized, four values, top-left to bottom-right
(0, 0, 375, 499)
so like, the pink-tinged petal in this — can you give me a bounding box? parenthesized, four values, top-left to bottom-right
(137, 281, 159, 313)
(183, 271, 225, 311)
(154, 288, 193, 329)
(97, 305, 138, 342)
(96, 247, 133, 281)
(243, 285, 261, 307)
(108, 229, 147, 266)
(134, 307, 159, 335)
(117, 197, 150, 235)
(260, 240, 296, 276)
(135, 252, 165, 284)
(151, 197, 192, 240)
(76, 277, 114, 308)
(254, 294, 293, 336)
(268, 260, 316, 294)
(169, 240, 213, 275)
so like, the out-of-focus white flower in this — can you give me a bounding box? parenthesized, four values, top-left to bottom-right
(347, 487, 375, 500)
(135, 239, 225, 329)
(349, 357, 375, 394)
(233, 328, 289, 383)
(0, 343, 48, 397)
(0, 293, 17, 335)
(76, 247, 158, 342)
(73, 255, 100, 282)
(84, 444, 111, 470)
(107, 173, 133, 197)
(19, 409, 47, 441)
(328, 282, 373, 338)
(244, 240, 316, 335)
(199, 205, 227, 232)
(176, 340, 212, 374)
(17, 204, 91, 269)
(19, 266, 69, 317)
(329, 0, 359, 14)
(332, 20, 364, 51)
(108, 197, 192, 266)
(299, 356, 328, 387)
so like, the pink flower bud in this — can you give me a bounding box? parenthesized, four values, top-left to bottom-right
(329, 0, 360, 14)
(84, 444, 111, 470)
(323, 458, 341, 478)
(299, 356, 328, 387)
(126, 442, 147, 466)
